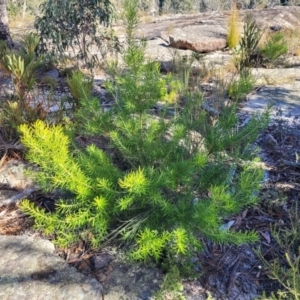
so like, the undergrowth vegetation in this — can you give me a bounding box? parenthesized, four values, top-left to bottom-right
(0, 33, 46, 138)
(233, 12, 288, 70)
(34, 0, 119, 71)
(1, 0, 298, 298)
(259, 31, 288, 63)
(0, 32, 70, 142)
(17, 0, 269, 273)
(257, 202, 300, 300)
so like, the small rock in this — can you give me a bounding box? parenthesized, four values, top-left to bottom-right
(93, 253, 113, 270)
(42, 69, 59, 81)
(270, 25, 283, 32)
(264, 133, 278, 148)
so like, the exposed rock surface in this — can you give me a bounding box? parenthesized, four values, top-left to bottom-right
(242, 68, 300, 116)
(251, 67, 300, 85)
(135, 6, 300, 58)
(0, 160, 38, 214)
(169, 25, 227, 52)
(242, 83, 300, 116)
(145, 38, 232, 72)
(0, 233, 163, 300)
(40, 69, 60, 84)
(101, 259, 162, 300)
(136, 6, 300, 41)
(0, 235, 104, 300)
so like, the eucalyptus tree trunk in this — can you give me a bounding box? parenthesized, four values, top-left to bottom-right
(0, 0, 14, 48)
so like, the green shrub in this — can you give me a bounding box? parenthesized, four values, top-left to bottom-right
(0, 33, 46, 136)
(19, 0, 269, 268)
(228, 73, 255, 102)
(66, 71, 94, 110)
(0, 33, 65, 140)
(258, 202, 300, 300)
(235, 14, 262, 73)
(6, 34, 43, 101)
(0, 33, 42, 101)
(260, 32, 288, 62)
(34, 0, 118, 70)
(161, 0, 198, 13)
(235, 15, 287, 71)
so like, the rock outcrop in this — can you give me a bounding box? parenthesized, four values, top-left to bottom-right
(169, 25, 227, 52)
(0, 235, 104, 300)
(133, 6, 300, 61)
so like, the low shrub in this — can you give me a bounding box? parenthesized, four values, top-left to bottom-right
(259, 31, 288, 62)
(235, 14, 262, 72)
(19, 0, 269, 270)
(258, 202, 300, 300)
(66, 71, 94, 110)
(0, 33, 45, 136)
(228, 73, 255, 102)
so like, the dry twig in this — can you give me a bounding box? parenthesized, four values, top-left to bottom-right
(0, 187, 38, 208)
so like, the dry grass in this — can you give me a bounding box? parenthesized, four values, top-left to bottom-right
(282, 27, 300, 57)
(9, 15, 35, 42)
(165, 24, 175, 36)
(253, 72, 297, 86)
(269, 74, 297, 85)
(224, 57, 238, 74)
(227, 3, 240, 49)
(138, 10, 155, 23)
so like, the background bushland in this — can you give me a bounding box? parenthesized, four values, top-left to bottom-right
(126, 0, 297, 15)
(9, 0, 297, 19)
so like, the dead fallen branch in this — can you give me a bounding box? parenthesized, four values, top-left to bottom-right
(280, 159, 300, 169)
(0, 187, 39, 208)
(0, 142, 24, 152)
(0, 135, 25, 168)
(0, 134, 24, 152)
(201, 102, 220, 116)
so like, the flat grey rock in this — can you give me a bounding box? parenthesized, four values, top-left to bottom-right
(41, 69, 59, 81)
(242, 82, 300, 117)
(169, 24, 227, 53)
(251, 67, 300, 85)
(0, 235, 103, 300)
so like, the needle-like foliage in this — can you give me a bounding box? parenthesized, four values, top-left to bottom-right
(19, 0, 269, 268)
